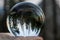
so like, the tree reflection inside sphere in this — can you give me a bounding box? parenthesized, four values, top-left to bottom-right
(6, 2, 45, 37)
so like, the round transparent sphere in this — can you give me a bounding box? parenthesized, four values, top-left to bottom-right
(6, 2, 45, 37)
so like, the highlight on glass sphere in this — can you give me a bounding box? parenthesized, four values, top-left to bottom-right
(6, 2, 45, 37)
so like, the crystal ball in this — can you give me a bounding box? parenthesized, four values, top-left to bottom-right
(6, 2, 45, 37)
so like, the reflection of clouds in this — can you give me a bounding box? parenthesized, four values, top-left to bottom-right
(24, 0, 42, 5)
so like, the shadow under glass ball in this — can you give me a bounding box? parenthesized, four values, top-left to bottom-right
(6, 2, 45, 37)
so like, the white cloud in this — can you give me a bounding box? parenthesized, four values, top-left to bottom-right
(56, 0, 60, 8)
(0, 0, 4, 7)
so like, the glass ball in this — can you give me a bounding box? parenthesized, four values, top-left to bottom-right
(6, 2, 45, 37)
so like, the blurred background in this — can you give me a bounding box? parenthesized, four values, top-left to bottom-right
(0, 0, 60, 40)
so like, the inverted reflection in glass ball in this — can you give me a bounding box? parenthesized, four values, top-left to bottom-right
(6, 2, 45, 37)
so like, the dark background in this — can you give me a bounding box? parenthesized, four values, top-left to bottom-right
(0, 0, 60, 40)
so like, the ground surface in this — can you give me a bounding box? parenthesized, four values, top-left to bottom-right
(0, 33, 43, 40)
